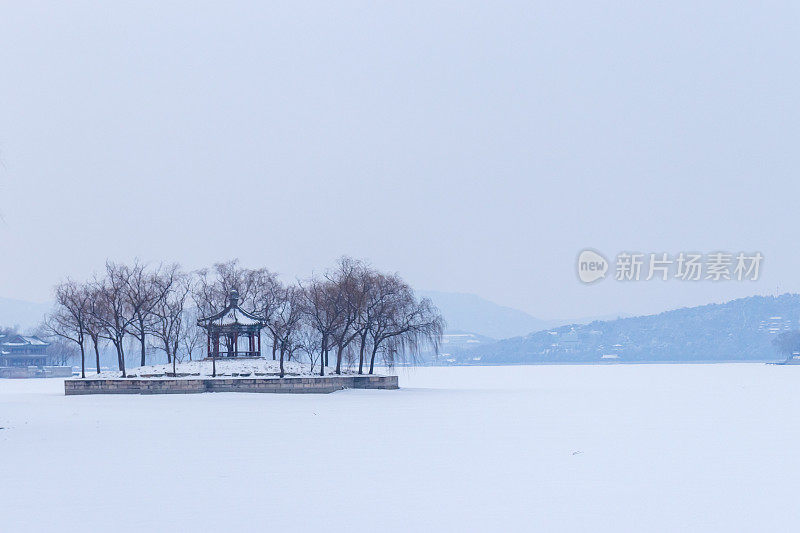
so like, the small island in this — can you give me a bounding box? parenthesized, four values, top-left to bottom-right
(58, 257, 441, 395)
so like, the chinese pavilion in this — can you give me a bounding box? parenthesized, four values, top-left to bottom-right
(0, 335, 50, 367)
(197, 290, 267, 359)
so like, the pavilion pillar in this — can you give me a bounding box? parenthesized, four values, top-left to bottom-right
(233, 332, 238, 357)
(257, 331, 261, 356)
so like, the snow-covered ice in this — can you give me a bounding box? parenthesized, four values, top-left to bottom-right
(2, 364, 800, 532)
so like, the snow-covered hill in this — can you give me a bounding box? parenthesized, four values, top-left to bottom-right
(417, 290, 551, 339)
(454, 293, 800, 364)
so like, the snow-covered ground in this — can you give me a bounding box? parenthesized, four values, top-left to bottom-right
(89, 358, 350, 379)
(3, 364, 800, 532)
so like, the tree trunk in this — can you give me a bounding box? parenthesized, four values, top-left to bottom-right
(369, 344, 379, 375)
(335, 344, 344, 374)
(279, 343, 286, 378)
(116, 342, 127, 378)
(79, 341, 86, 379)
(93, 337, 100, 374)
(272, 334, 278, 361)
(139, 331, 147, 367)
(357, 333, 367, 375)
(320, 335, 327, 376)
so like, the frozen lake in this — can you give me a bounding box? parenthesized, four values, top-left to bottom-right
(2, 364, 800, 532)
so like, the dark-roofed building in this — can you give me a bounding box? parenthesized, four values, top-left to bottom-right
(197, 290, 267, 358)
(0, 334, 50, 367)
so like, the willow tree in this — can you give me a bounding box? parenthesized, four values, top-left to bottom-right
(47, 280, 92, 378)
(366, 275, 444, 374)
(326, 257, 369, 375)
(301, 276, 347, 376)
(91, 262, 138, 377)
(150, 269, 191, 370)
(270, 285, 304, 377)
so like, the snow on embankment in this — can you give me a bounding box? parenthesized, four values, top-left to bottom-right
(87, 359, 359, 379)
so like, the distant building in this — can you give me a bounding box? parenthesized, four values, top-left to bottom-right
(441, 333, 484, 347)
(0, 335, 50, 367)
(435, 332, 491, 363)
(758, 316, 794, 334)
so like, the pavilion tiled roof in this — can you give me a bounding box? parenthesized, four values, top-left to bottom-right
(0, 335, 50, 348)
(197, 290, 266, 329)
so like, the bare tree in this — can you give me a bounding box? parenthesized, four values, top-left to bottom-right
(295, 323, 322, 374)
(46, 280, 92, 378)
(193, 260, 276, 316)
(91, 262, 137, 377)
(180, 307, 204, 362)
(244, 267, 282, 318)
(353, 270, 392, 374)
(125, 261, 174, 367)
(47, 338, 79, 367)
(149, 268, 190, 368)
(271, 285, 304, 377)
(366, 276, 444, 374)
(85, 288, 104, 374)
(327, 257, 368, 374)
(249, 270, 283, 360)
(301, 277, 347, 376)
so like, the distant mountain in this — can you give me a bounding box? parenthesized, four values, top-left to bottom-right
(417, 291, 553, 340)
(0, 297, 52, 332)
(448, 294, 800, 364)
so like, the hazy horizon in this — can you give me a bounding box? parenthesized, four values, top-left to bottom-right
(1, 2, 798, 318)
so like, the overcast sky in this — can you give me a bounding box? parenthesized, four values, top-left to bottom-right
(0, 2, 797, 319)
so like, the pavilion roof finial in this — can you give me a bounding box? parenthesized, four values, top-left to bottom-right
(229, 289, 239, 307)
